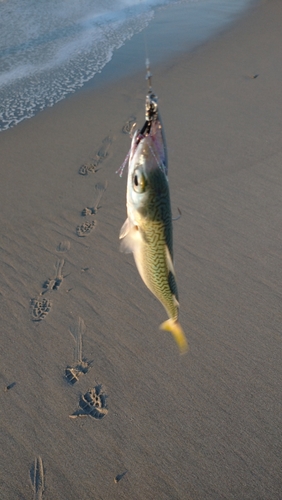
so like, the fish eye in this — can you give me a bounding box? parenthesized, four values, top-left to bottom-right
(133, 168, 147, 193)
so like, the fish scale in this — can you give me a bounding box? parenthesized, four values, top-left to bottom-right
(141, 215, 178, 320)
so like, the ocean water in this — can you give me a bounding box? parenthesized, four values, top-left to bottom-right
(0, 0, 254, 131)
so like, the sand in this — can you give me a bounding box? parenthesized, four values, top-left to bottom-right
(1, 0, 282, 498)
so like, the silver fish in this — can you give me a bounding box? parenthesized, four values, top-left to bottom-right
(119, 92, 188, 353)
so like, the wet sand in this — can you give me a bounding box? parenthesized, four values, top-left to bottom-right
(1, 0, 282, 498)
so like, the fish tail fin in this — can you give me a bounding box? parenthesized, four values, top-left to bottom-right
(160, 319, 189, 354)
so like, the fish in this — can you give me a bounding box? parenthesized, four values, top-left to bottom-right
(119, 91, 188, 353)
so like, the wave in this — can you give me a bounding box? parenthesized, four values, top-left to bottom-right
(0, 0, 174, 130)
(0, 0, 254, 131)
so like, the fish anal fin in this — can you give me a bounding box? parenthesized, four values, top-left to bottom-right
(165, 245, 175, 275)
(160, 319, 188, 354)
(165, 246, 179, 301)
(172, 294, 179, 307)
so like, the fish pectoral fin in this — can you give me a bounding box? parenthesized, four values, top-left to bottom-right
(119, 217, 132, 239)
(119, 222, 143, 254)
(160, 319, 188, 354)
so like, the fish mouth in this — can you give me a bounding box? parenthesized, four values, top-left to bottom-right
(133, 128, 167, 175)
(130, 123, 167, 177)
(117, 91, 167, 178)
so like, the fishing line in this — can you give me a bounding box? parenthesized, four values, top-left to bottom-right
(116, 2, 157, 177)
(139, 9, 157, 137)
(140, 0, 153, 92)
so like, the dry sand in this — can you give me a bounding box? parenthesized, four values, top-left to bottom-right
(1, 0, 282, 498)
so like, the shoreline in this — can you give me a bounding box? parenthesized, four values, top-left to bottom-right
(1, 0, 282, 498)
(0, 0, 258, 133)
(81, 0, 259, 90)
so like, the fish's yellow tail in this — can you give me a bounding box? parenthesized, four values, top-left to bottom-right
(160, 319, 188, 354)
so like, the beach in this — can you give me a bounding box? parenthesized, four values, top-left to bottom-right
(1, 0, 282, 498)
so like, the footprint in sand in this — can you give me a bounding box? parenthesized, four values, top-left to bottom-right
(79, 135, 113, 175)
(30, 456, 45, 500)
(76, 220, 96, 237)
(122, 117, 136, 135)
(70, 386, 108, 420)
(65, 360, 91, 385)
(78, 162, 99, 176)
(81, 181, 108, 216)
(81, 207, 93, 216)
(42, 259, 65, 294)
(65, 317, 91, 385)
(31, 297, 52, 322)
(57, 240, 70, 253)
(31, 260, 59, 320)
(31, 251, 68, 320)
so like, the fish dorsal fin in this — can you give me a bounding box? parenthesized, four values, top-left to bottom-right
(119, 218, 143, 254)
